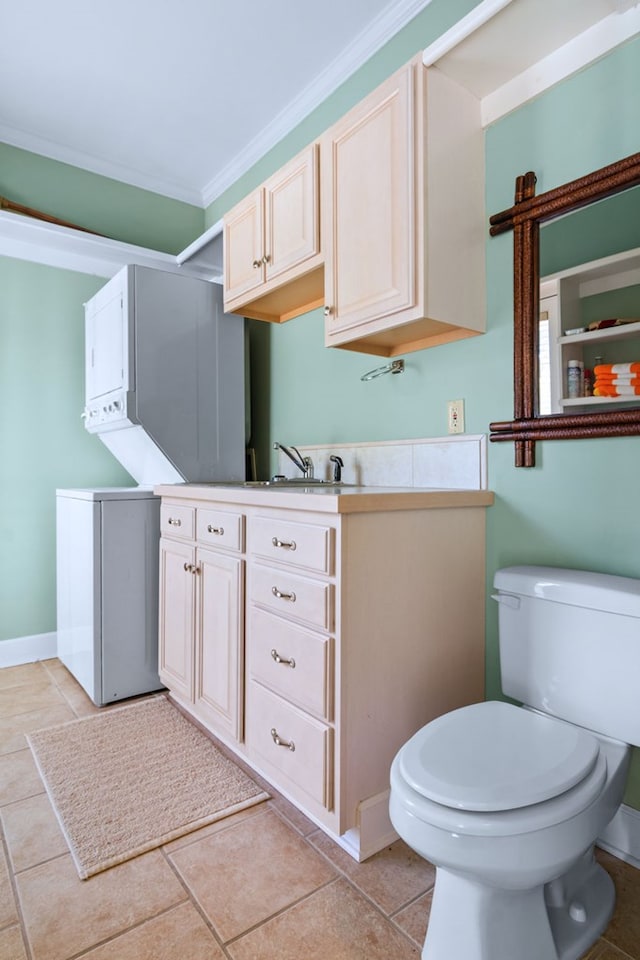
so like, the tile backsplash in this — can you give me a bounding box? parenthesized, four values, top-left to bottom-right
(275, 435, 487, 490)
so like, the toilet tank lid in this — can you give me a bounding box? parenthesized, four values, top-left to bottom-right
(494, 566, 640, 618)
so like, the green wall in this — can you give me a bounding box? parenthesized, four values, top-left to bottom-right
(0, 259, 132, 640)
(0, 142, 204, 254)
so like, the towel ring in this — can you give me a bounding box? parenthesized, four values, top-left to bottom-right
(360, 359, 405, 382)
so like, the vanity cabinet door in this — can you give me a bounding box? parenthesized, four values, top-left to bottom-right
(158, 537, 195, 702)
(194, 547, 244, 741)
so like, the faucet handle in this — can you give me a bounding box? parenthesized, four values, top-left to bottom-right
(329, 455, 344, 483)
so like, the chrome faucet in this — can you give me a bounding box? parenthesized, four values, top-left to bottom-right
(329, 455, 344, 483)
(273, 442, 314, 478)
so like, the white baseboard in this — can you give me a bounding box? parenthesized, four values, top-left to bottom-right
(598, 803, 640, 869)
(0, 632, 57, 668)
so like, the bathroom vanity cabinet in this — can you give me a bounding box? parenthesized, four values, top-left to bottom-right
(155, 483, 492, 860)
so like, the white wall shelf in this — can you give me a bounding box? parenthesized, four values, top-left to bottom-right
(423, 0, 640, 127)
(0, 210, 222, 282)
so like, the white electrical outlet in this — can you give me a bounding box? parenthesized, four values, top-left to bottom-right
(447, 399, 465, 434)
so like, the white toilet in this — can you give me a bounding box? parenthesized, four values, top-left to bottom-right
(389, 565, 640, 960)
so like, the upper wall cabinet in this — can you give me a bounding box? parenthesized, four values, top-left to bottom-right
(321, 57, 485, 357)
(223, 144, 324, 323)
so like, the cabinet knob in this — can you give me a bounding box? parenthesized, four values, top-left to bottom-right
(168, 517, 182, 526)
(272, 586, 296, 602)
(271, 728, 295, 751)
(324, 306, 332, 316)
(252, 259, 262, 269)
(270, 648, 296, 669)
(207, 525, 224, 536)
(262, 254, 271, 265)
(272, 536, 296, 551)
(183, 562, 192, 572)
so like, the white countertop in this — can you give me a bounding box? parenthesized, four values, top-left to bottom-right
(154, 483, 494, 514)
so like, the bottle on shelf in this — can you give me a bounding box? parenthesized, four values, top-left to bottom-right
(567, 359, 584, 399)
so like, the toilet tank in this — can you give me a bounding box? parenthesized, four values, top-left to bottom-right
(493, 565, 640, 746)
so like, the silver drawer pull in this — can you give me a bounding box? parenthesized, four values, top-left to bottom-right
(207, 524, 224, 536)
(271, 648, 296, 669)
(168, 517, 182, 526)
(271, 728, 295, 751)
(272, 536, 296, 551)
(272, 586, 296, 602)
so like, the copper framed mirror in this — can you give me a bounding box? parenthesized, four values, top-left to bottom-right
(489, 152, 640, 467)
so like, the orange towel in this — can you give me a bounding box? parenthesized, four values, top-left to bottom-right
(594, 362, 640, 376)
(594, 385, 640, 397)
(594, 375, 640, 387)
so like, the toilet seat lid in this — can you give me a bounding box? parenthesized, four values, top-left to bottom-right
(398, 701, 600, 812)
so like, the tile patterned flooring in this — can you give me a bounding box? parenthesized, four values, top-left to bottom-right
(0, 660, 638, 960)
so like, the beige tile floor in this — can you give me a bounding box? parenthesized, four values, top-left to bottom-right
(0, 660, 638, 960)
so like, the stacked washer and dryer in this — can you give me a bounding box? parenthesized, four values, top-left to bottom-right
(56, 263, 246, 705)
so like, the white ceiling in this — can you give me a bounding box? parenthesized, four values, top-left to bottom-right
(0, 0, 432, 207)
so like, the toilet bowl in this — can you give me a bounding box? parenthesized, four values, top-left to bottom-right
(389, 566, 640, 960)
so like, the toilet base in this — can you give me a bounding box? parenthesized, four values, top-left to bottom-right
(421, 850, 615, 960)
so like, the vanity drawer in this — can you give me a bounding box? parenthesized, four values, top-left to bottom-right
(246, 680, 333, 809)
(160, 502, 195, 540)
(250, 563, 333, 631)
(196, 508, 244, 552)
(249, 516, 333, 574)
(248, 607, 332, 720)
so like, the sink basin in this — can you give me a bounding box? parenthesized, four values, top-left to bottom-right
(183, 479, 352, 489)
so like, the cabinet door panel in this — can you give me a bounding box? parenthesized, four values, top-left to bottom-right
(195, 548, 244, 741)
(250, 562, 333, 631)
(158, 538, 195, 701)
(248, 606, 332, 720)
(264, 144, 320, 283)
(249, 515, 333, 574)
(161, 501, 195, 540)
(197, 507, 244, 552)
(224, 190, 264, 303)
(246, 680, 333, 809)
(323, 66, 414, 334)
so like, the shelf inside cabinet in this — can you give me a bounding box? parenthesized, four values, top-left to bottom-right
(559, 319, 640, 347)
(561, 394, 640, 408)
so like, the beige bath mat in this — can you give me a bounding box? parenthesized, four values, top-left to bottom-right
(28, 695, 268, 879)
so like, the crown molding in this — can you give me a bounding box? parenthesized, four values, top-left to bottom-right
(201, 0, 435, 206)
(0, 122, 204, 207)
